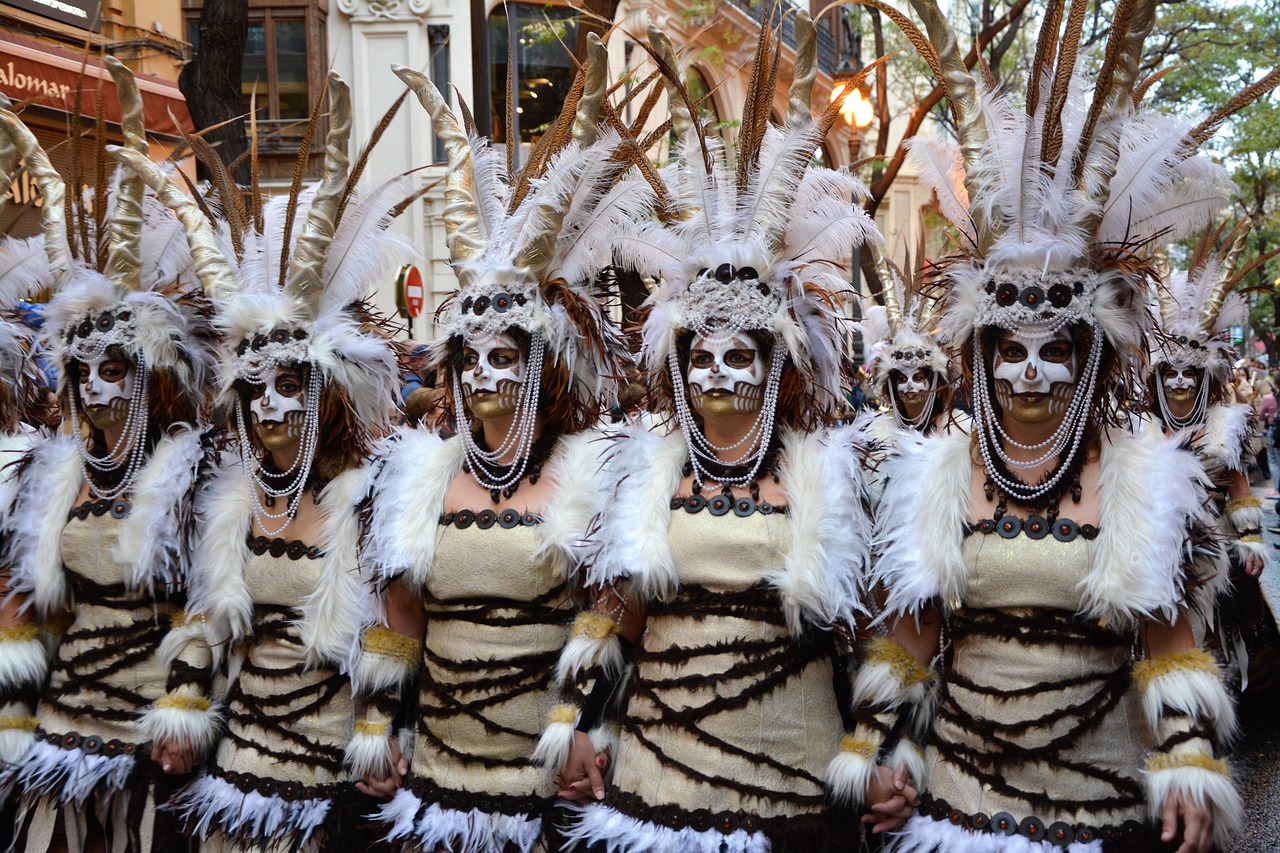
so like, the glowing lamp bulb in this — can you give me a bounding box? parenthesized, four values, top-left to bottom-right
(831, 83, 874, 129)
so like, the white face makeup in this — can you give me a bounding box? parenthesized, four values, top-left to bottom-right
(1163, 366, 1199, 393)
(462, 332, 525, 420)
(893, 369, 933, 420)
(687, 333, 766, 417)
(992, 330, 1078, 424)
(250, 365, 308, 452)
(79, 354, 135, 430)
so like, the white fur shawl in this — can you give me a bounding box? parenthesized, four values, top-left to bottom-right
(364, 427, 607, 590)
(584, 424, 875, 633)
(5, 427, 205, 616)
(1195, 402, 1253, 473)
(873, 426, 1220, 628)
(186, 453, 378, 672)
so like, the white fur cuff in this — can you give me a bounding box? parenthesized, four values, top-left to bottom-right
(0, 627, 48, 690)
(344, 720, 395, 780)
(0, 704, 38, 765)
(1145, 752, 1242, 848)
(1226, 499, 1262, 535)
(1133, 650, 1237, 745)
(555, 613, 625, 684)
(887, 738, 927, 792)
(139, 690, 221, 755)
(531, 705, 577, 771)
(825, 733, 878, 807)
(1231, 536, 1266, 564)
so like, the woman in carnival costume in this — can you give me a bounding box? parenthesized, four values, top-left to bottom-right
(121, 74, 409, 852)
(1148, 224, 1274, 676)
(0, 60, 221, 852)
(554, 15, 884, 852)
(860, 253, 950, 444)
(0, 99, 60, 776)
(843, 0, 1275, 849)
(356, 36, 639, 852)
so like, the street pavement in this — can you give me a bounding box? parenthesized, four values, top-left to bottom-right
(1236, 487, 1280, 851)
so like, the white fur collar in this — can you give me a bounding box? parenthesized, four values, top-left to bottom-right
(365, 428, 607, 590)
(1194, 403, 1253, 473)
(188, 453, 377, 671)
(874, 426, 1219, 628)
(6, 433, 82, 616)
(586, 424, 874, 633)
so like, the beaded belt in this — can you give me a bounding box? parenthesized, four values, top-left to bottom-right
(39, 729, 143, 759)
(917, 793, 1158, 850)
(211, 768, 347, 803)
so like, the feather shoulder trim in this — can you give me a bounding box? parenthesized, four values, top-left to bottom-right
(113, 425, 208, 594)
(5, 433, 83, 617)
(531, 428, 610, 581)
(583, 426, 686, 598)
(364, 428, 460, 588)
(1196, 402, 1253, 473)
(186, 454, 255, 652)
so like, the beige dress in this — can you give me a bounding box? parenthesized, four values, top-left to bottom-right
(166, 545, 357, 853)
(377, 518, 575, 853)
(911, 532, 1151, 850)
(10, 505, 177, 853)
(571, 508, 855, 853)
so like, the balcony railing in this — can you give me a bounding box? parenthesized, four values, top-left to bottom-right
(725, 0, 841, 74)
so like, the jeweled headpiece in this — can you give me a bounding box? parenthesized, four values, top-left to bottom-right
(859, 246, 949, 411)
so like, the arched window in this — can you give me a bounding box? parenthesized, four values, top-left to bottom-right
(684, 66, 722, 135)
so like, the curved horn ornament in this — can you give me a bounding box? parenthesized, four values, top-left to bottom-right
(103, 57, 148, 291)
(1199, 220, 1252, 337)
(786, 12, 817, 128)
(106, 146, 240, 301)
(0, 110, 72, 275)
(393, 64, 485, 281)
(906, 0, 989, 250)
(511, 34, 609, 280)
(283, 72, 352, 311)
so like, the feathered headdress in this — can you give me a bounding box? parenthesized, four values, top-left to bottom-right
(613, 12, 883, 419)
(114, 72, 409, 452)
(859, 244, 949, 401)
(892, 0, 1267, 352)
(393, 34, 633, 416)
(1154, 220, 1274, 388)
(0, 58, 218, 419)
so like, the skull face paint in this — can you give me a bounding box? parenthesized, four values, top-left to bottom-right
(462, 332, 525, 420)
(1160, 364, 1202, 419)
(687, 334, 766, 418)
(250, 365, 308, 452)
(893, 368, 934, 421)
(992, 330, 1077, 425)
(78, 354, 135, 431)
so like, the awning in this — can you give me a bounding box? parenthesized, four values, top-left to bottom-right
(0, 31, 192, 137)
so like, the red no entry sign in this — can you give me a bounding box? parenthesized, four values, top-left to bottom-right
(396, 264, 424, 319)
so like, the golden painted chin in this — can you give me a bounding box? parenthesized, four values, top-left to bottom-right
(84, 398, 130, 431)
(994, 381, 1074, 426)
(690, 388, 763, 418)
(466, 389, 519, 420)
(1167, 387, 1195, 404)
(255, 418, 302, 452)
(897, 393, 927, 420)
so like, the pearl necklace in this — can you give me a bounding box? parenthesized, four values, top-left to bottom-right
(1156, 376, 1208, 431)
(670, 345, 784, 489)
(237, 367, 323, 537)
(888, 372, 938, 431)
(973, 324, 1103, 502)
(71, 355, 151, 500)
(456, 332, 546, 492)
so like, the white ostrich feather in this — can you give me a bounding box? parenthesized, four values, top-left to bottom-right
(905, 136, 971, 238)
(319, 175, 418, 315)
(467, 131, 510, 242)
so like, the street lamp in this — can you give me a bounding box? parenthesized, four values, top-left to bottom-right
(830, 81, 874, 159)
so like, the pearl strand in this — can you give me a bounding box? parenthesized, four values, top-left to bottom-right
(671, 345, 784, 489)
(973, 324, 1103, 502)
(73, 356, 151, 500)
(456, 333, 545, 492)
(238, 368, 323, 537)
(1156, 376, 1208, 431)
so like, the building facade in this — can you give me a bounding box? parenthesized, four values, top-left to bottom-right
(1, 0, 192, 239)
